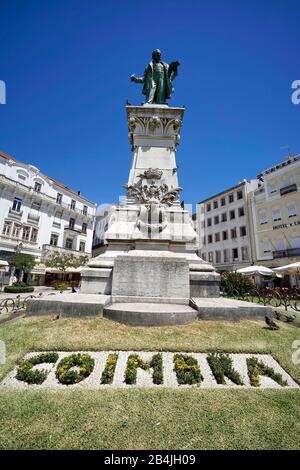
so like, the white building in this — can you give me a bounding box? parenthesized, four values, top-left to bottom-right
(249, 154, 300, 287)
(92, 204, 116, 256)
(196, 180, 258, 271)
(0, 151, 96, 284)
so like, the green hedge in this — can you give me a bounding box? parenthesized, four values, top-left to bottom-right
(4, 285, 34, 293)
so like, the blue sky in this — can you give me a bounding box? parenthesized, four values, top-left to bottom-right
(0, 0, 299, 209)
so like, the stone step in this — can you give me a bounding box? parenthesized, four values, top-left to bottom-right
(103, 302, 198, 326)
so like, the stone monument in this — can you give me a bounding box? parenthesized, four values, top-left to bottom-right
(80, 49, 220, 324)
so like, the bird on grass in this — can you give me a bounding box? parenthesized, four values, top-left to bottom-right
(265, 315, 279, 330)
(52, 314, 60, 321)
(284, 313, 296, 322)
(274, 311, 282, 321)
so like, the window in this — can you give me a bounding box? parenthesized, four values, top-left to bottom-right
(34, 182, 42, 192)
(50, 233, 58, 246)
(79, 241, 86, 252)
(83, 205, 88, 216)
(269, 182, 277, 194)
(69, 218, 75, 229)
(207, 218, 212, 227)
(208, 234, 213, 244)
(228, 194, 234, 203)
(22, 226, 31, 241)
(232, 248, 238, 260)
(287, 204, 297, 218)
(282, 176, 292, 188)
(221, 212, 227, 222)
(240, 226, 247, 237)
(272, 209, 281, 222)
(12, 197, 22, 212)
(238, 207, 245, 217)
(18, 174, 26, 181)
(12, 223, 21, 239)
(259, 211, 268, 225)
(229, 210, 235, 220)
(263, 241, 272, 254)
(237, 190, 243, 200)
(241, 246, 249, 261)
(276, 239, 285, 251)
(2, 221, 12, 236)
(213, 200, 218, 209)
(215, 251, 221, 263)
(207, 203, 211, 212)
(203, 236, 206, 245)
(82, 222, 87, 234)
(30, 228, 38, 242)
(65, 238, 73, 250)
(201, 253, 206, 261)
(221, 198, 226, 206)
(32, 201, 41, 210)
(223, 249, 229, 263)
(70, 199, 76, 210)
(208, 252, 213, 263)
(291, 237, 300, 249)
(215, 233, 220, 242)
(223, 230, 228, 240)
(214, 215, 219, 225)
(231, 228, 237, 239)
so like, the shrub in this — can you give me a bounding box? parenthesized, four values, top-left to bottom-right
(4, 285, 34, 293)
(150, 353, 163, 385)
(53, 282, 69, 291)
(124, 353, 164, 385)
(220, 272, 254, 296)
(207, 352, 243, 385)
(101, 353, 118, 384)
(173, 354, 203, 385)
(246, 357, 288, 387)
(56, 353, 95, 385)
(16, 352, 59, 384)
(124, 354, 149, 385)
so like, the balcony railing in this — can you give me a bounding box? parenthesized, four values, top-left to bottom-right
(27, 213, 40, 223)
(273, 248, 300, 259)
(9, 207, 23, 217)
(41, 244, 91, 258)
(280, 184, 297, 196)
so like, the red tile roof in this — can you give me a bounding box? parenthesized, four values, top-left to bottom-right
(0, 150, 18, 162)
(0, 150, 87, 199)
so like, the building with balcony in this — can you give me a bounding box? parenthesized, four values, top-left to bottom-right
(249, 154, 300, 286)
(196, 180, 259, 271)
(0, 151, 96, 284)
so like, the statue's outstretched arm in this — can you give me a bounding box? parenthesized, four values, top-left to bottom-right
(130, 69, 146, 83)
(131, 75, 144, 83)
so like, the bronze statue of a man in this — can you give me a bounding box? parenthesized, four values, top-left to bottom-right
(130, 49, 180, 105)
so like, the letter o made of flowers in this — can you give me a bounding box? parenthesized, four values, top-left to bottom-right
(56, 353, 95, 385)
(16, 352, 59, 384)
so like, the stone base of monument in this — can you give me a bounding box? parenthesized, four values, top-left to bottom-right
(103, 303, 198, 326)
(26, 294, 110, 317)
(192, 297, 273, 320)
(26, 292, 273, 324)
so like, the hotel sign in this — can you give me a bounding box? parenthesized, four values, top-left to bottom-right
(273, 220, 300, 230)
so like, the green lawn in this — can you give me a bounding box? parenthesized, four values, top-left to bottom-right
(0, 315, 299, 450)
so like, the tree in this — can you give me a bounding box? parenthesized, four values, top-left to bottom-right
(9, 253, 36, 282)
(44, 251, 88, 276)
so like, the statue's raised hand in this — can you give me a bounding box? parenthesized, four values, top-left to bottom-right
(130, 74, 136, 82)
